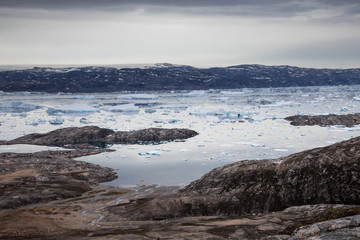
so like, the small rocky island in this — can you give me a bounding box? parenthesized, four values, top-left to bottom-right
(0, 126, 199, 147)
(1, 126, 360, 239)
(285, 113, 360, 127)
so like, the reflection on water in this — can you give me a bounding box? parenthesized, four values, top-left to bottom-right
(1, 86, 360, 186)
(0, 144, 66, 153)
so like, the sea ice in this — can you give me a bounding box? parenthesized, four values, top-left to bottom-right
(145, 109, 156, 114)
(220, 91, 244, 96)
(211, 97, 230, 102)
(102, 104, 140, 113)
(0, 101, 41, 113)
(139, 151, 161, 156)
(47, 103, 98, 115)
(190, 107, 242, 119)
(80, 118, 89, 124)
(155, 104, 188, 111)
(178, 90, 208, 98)
(49, 117, 65, 125)
(247, 99, 274, 105)
(273, 148, 289, 152)
(153, 119, 183, 124)
(11, 112, 27, 117)
(117, 94, 159, 100)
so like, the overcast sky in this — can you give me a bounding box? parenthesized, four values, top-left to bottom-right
(1, 0, 360, 68)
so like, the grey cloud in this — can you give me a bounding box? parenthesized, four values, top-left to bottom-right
(1, 0, 358, 18)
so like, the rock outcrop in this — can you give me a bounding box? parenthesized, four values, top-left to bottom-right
(2, 126, 199, 147)
(288, 214, 360, 240)
(0, 149, 116, 209)
(117, 136, 360, 220)
(285, 113, 360, 127)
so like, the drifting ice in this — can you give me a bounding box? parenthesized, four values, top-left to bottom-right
(0, 101, 41, 113)
(49, 117, 65, 125)
(102, 104, 140, 113)
(178, 90, 208, 98)
(47, 104, 98, 115)
(117, 94, 159, 100)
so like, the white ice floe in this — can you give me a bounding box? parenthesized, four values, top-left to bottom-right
(178, 90, 208, 98)
(273, 148, 289, 152)
(190, 107, 242, 119)
(117, 94, 159, 100)
(220, 90, 244, 96)
(139, 151, 161, 156)
(0, 101, 41, 113)
(154, 104, 188, 111)
(211, 97, 230, 102)
(153, 119, 183, 124)
(49, 117, 65, 125)
(47, 103, 98, 115)
(145, 109, 156, 114)
(80, 118, 89, 124)
(340, 107, 350, 112)
(247, 98, 274, 105)
(11, 112, 27, 117)
(102, 103, 140, 113)
(261, 101, 301, 108)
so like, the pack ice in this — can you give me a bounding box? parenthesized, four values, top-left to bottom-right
(0, 101, 41, 113)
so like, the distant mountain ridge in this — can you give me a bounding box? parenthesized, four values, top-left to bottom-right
(0, 63, 360, 92)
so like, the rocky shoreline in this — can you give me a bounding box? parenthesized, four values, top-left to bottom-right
(0, 126, 199, 147)
(1, 126, 360, 239)
(285, 113, 360, 127)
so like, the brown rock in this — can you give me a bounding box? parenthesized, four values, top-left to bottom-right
(285, 113, 360, 127)
(3, 126, 199, 147)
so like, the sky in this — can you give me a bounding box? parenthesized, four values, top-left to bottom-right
(0, 0, 360, 68)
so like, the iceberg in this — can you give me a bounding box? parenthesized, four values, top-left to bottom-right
(49, 117, 65, 125)
(190, 107, 242, 119)
(261, 101, 301, 108)
(11, 112, 27, 117)
(153, 119, 183, 124)
(211, 97, 230, 102)
(80, 118, 89, 124)
(0, 101, 41, 113)
(47, 103, 98, 115)
(102, 103, 140, 113)
(145, 109, 156, 114)
(117, 94, 159, 100)
(138, 151, 161, 156)
(247, 99, 274, 105)
(155, 104, 188, 111)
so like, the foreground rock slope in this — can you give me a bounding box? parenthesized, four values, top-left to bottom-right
(1, 126, 199, 147)
(114, 136, 360, 221)
(0, 149, 116, 209)
(285, 113, 360, 127)
(1, 128, 360, 239)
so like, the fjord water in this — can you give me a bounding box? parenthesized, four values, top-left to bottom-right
(1, 86, 360, 186)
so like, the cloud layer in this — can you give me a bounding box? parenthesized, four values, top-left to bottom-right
(1, 0, 359, 68)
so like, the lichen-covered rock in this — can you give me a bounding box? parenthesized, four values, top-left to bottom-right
(285, 113, 360, 127)
(289, 214, 360, 240)
(0, 149, 116, 209)
(180, 136, 360, 216)
(3, 126, 198, 147)
(106, 136, 360, 222)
